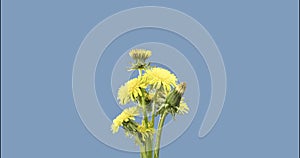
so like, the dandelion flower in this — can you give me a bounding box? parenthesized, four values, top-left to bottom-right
(127, 77, 147, 101)
(117, 84, 131, 105)
(137, 121, 155, 141)
(137, 125, 155, 135)
(111, 107, 139, 133)
(144, 67, 177, 92)
(129, 49, 152, 62)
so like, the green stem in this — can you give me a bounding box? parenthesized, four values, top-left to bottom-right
(140, 146, 147, 158)
(141, 93, 151, 157)
(146, 90, 159, 158)
(140, 92, 149, 128)
(146, 138, 153, 158)
(138, 69, 149, 127)
(136, 135, 147, 158)
(138, 69, 143, 77)
(150, 90, 159, 126)
(138, 69, 151, 157)
(154, 112, 168, 158)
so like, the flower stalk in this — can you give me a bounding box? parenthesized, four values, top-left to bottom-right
(154, 111, 168, 158)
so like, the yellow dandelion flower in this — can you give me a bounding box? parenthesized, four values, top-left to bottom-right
(111, 106, 139, 133)
(127, 77, 147, 101)
(137, 125, 155, 134)
(144, 67, 177, 92)
(137, 121, 155, 141)
(117, 84, 130, 105)
(177, 98, 189, 115)
(129, 49, 152, 62)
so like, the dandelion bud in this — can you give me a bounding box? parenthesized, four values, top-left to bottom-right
(128, 49, 152, 71)
(129, 49, 152, 62)
(176, 82, 186, 95)
(165, 82, 186, 108)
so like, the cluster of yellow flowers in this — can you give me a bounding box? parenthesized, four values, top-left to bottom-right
(117, 67, 178, 105)
(111, 49, 189, 158)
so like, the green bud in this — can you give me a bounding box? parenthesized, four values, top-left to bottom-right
(128, 49, 152, 71)
(165, 82, 186, 108)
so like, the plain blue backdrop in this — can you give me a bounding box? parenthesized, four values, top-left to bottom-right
(2, 0, 299, 158)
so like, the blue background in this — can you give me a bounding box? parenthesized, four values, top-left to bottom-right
(2, 0, 299, 158)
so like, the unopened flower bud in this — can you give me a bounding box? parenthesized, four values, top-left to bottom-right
(129, 49, 152, 63)
(128, 49, 152, 71)
(176, 82, 186, 95)
(165, 82, 186, 108)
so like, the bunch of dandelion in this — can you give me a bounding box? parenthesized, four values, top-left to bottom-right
(111, 49, 189, 158)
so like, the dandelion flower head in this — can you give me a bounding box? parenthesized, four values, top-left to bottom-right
(144, 67, 177, 91)
(111, 107, 139, 133)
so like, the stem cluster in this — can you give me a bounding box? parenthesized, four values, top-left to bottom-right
(138, 70, 167, 158)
